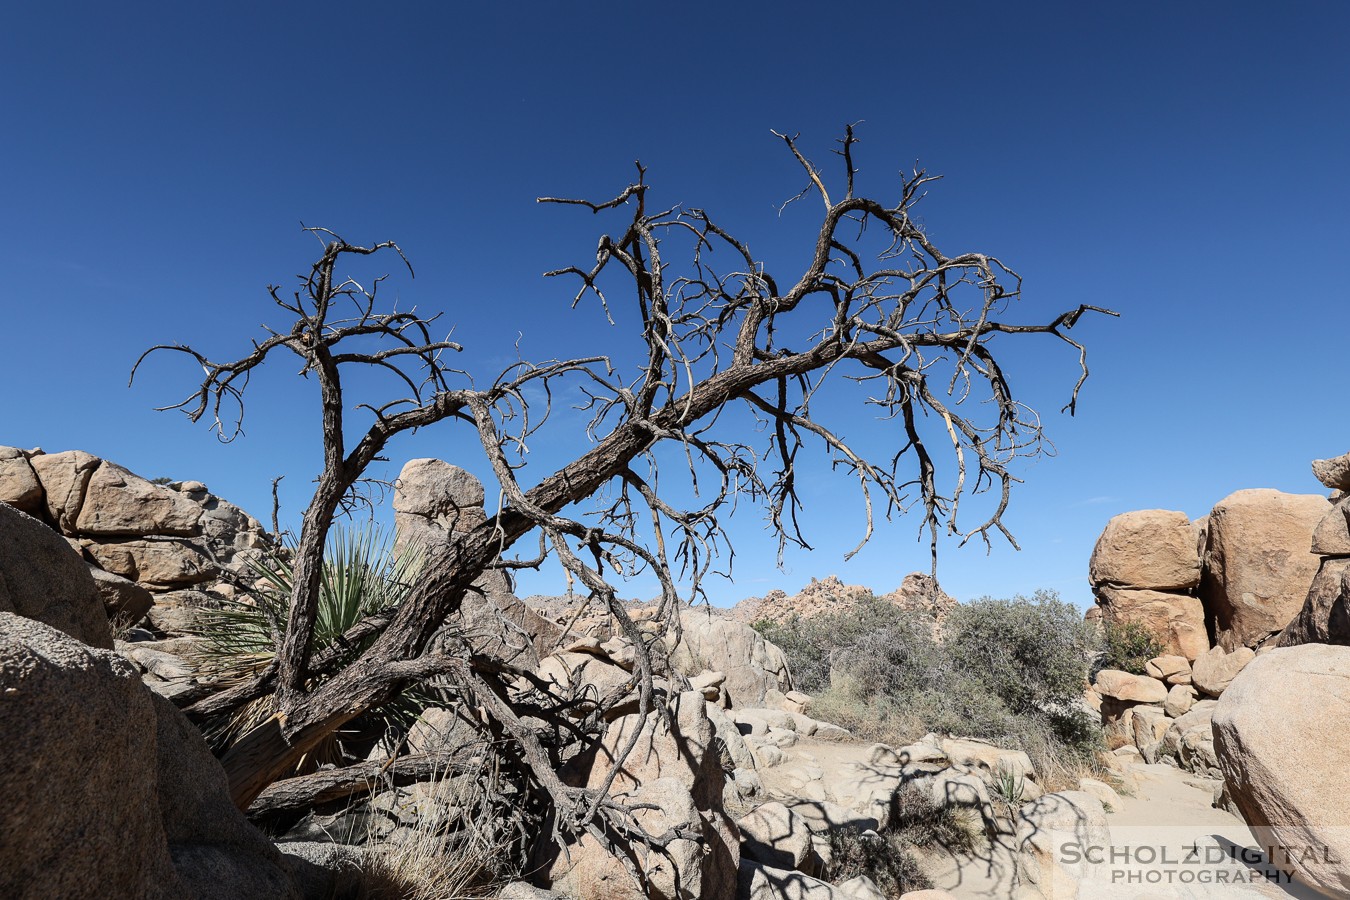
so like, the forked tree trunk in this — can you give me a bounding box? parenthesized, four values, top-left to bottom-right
(221, 709, 361, 810)
(217, 353, 845, 808)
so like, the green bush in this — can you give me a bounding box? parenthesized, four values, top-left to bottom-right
(752, 594, 915, 694)
(755, 589, 1105, 786)
(945, 592, 1096, 714)
(1094, 619, 1165, 676)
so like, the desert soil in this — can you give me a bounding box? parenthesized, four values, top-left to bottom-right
(922, 762, 1319, 899)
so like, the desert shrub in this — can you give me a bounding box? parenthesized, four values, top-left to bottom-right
(944, 592, 1095, 714)
(824, 827, 931, 896)
(890, 784, 979, 853)
(752, 595, 931, 694)
(1094, 620, 1164, 676)
(829, 613, 948, 698)
(759, 589, 1105, 787)
(751, 616, 832, 693)
(823, 786, 981, 897)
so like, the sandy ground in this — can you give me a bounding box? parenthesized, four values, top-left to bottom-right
(921, 762, 1322, 900)
(750, 730, 1324, 899)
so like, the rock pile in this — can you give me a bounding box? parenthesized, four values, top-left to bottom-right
(1271, 450, 1350, 647)
(529, 592, 1129, 898)
(0, 502, 302, 898)
(1083, 470, 1334, 780)
(1087, 488, 1329, 660)
(729, 572, 957, 629)
(0, 445, 270, 633)
(1088, 509, 1207, 659)
(1090, 658, 1228, 779)
(1194, 454, 1350, 896)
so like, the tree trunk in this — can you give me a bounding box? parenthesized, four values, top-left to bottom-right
(249, 751, 478, 816)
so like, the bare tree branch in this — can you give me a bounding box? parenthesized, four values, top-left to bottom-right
(142, 132, 1115, 886)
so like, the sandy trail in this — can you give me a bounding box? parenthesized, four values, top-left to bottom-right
(923, 762, 1320, 899)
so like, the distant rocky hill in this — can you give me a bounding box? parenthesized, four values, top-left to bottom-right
(726, 571, 957, 626)
(520, 571, 957, 639)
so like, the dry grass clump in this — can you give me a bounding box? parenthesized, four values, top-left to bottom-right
(889, 785, 981, 853)
(354, 756, 526, 900)
(359, 831, 505, 900)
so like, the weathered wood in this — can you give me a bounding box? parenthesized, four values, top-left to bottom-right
(248, 751, 479, 816)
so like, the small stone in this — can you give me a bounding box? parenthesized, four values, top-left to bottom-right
(1144, 655, 1190, 681)
(1093, 669, 1168, 703)
(1164, 683, 1198, 718)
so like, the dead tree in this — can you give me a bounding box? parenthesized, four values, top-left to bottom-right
(134, 129, 1114, 853)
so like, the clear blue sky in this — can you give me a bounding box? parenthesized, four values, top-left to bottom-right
(3, 2, 1346, 608)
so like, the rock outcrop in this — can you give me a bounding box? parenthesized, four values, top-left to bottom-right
(1273, 555, 1350, 648)
(1201, 488, 1328, 651)
(0, 613, 296, 898)
(737, 801, 821, 875)
(0, 446, 43, 515)
(393, 458, 559, 669)
(1213, 644, 1350, 896)
(0, 446, 272, 628)
(1190, 644, 1255, 698)
(0, 613, 180, 898)
(667, 607, 793, 707)
(1093, 587, 1208, 660)
(729, 572, 956, 630)
(1084, 465, 1344, 776)
(1092, 667, 1169, 751)
(0, 501, 112, 648)
(1087, 510, 1207, 659)
(76, 460, 203, 536)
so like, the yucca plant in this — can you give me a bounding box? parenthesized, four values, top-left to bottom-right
(189, 524, 430, 774)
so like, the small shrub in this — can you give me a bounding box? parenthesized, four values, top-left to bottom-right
(890, 785, 979, 853)
(1094, 620, 1164, 676)
(752, 594, 918, 694)
(990, 770, 1026, 821)
(944, 592, 1096, 715)
(824, 788, 988, 895)
(824, 828, 931, 896)
(751, 615, 831, 693)
(760, 588, 1109, 793)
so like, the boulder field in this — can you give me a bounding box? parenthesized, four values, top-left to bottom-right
(1082, 448, 1350, 897)
(4, 446, 1350, 898)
